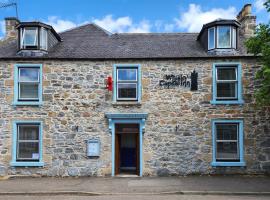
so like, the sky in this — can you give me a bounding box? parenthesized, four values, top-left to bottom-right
(0, 0, 269, 38)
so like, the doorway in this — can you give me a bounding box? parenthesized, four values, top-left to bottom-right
(115, 124, 140, 176)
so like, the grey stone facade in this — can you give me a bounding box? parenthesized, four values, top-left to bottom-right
(0, 58, 269, 177)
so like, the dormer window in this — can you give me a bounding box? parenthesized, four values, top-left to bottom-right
(21, 27, 38, 49)
(20, 27, 47, 50)
(17, 22, 61, 55)
(208, 26, 237, 50)
(198, 20, 240, 53)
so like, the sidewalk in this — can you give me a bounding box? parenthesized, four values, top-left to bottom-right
(0, 176, 269, 196)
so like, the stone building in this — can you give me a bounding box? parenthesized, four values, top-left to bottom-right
(0, 4, 269, 177)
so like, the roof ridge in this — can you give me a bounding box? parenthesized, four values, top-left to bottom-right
(59, 22, 111, 35)
(114, 32, 199, 35)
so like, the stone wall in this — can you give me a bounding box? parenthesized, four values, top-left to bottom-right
(0, 58, 269, 177)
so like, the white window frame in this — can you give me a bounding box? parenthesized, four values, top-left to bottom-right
(18, 67, 40, 101)
(208, 27, 215, 50)
(215, 123, 240, 161)
(16, 124, 40, 161)
(217, 26, 232, 48)
(20, 27, 38, 48)
(215, 66, 238, 100)
(116, 68, 138, 101)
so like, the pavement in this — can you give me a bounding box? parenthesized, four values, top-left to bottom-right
(0, 175, 269, 196)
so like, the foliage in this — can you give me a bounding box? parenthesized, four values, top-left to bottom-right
(245, 0, 270, 106)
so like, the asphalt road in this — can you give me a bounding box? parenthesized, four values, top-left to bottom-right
(0, 195, 269, 200)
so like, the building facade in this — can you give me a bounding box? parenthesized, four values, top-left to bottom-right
(0, 4, 269, 177)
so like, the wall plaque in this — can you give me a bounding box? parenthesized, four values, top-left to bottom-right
(159, 70, 198, 91)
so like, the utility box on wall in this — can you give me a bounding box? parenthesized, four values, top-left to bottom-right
(87, 139, 100, 157)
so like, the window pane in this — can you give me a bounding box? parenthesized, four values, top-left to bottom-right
(217, 82, 236, 98)
(218, 26, 231, 48)
(17, 142, 39, 159)
(216, 123, 238, 140)
(40, 28, 48, 50)
(118, 83, 137, 99)
(19, 83, 39, 99)
(18, 125, 39, 140)
(23, 28, 38, 46)
(217, 142, 238, 160)
(118, 69, 137, 81)
(232, 28, 236, 48)
(217, 68, 236, 80)
(19, 68, 39, 82)
(208, 28, 215, 49)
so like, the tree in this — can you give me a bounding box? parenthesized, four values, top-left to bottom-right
(245, 0, 270, 106)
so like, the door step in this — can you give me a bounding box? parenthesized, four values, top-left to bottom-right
(115, 174, 140, 178)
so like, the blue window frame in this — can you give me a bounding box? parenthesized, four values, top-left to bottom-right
(11, 121, 44, 167)
(211, 63, 243, 105)
(113, 64, 141, 102)
(211, 119, 245, 167)
(13, 64, 43, 106)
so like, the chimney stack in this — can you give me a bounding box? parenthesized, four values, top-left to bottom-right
(236, 4, 256, 38)
(4, 17, 20, 40)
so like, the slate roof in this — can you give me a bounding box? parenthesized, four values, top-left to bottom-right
(0, 23, 252, 60)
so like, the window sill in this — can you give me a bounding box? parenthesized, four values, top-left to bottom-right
(112, 101, 142, 106)
(210, 100, 244, 105)
(10, 161, 44, 167)
(13, 101, 43, 107)
(211, 161, 246, 167)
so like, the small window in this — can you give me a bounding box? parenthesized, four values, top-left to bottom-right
(216, 67, 237, 100)
(216, 123, 239, 161)
(20, 27, 38, 49)
(116, 68, 138, 100)
(232, 27, 237, 49)
(217, 26, 231, 48)
(11, 121, 44, 167)
(211, 63, 243, 105)
(40, 28, 48, 50)
(208, 27, 215, 50)
(17, 124, 40, 161)
(14, 64, 43, 106)
(212, 120, 245, 167)
(18, 68, 40, 100)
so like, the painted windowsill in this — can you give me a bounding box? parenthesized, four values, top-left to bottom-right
(211, 161, 246, 167)
(112, 101, 142, 106)
(10, 161, 44, 167)
(13, 101, 43, 107)
(210, 100, 244, 105)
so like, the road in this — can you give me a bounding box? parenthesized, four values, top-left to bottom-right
(0, 195, 269, 200)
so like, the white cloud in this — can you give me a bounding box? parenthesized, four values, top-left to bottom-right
(154, 20, 175, 32)
(93, 15, 151, 33)
(164, 24, 175, 32)
(45, 16, 77, 32)
(254, 0, 266, 12)
(44, 15, 151, 33)
(175, 4, 237, 32)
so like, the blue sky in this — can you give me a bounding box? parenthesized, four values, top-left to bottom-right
(0, 0, 269, 38)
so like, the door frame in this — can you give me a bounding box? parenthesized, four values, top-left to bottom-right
(106, 113, 147, 177)
(115, 125, 139, 175)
